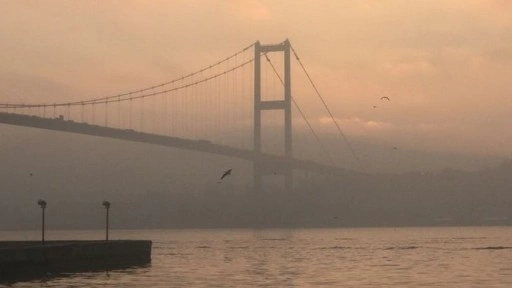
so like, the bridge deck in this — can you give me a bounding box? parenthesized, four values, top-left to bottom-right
(0, 112, 354, 175)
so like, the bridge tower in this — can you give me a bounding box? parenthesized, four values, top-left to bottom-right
(253, 39, 292, 193)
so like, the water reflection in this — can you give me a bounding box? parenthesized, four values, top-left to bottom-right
(2, 263, 151, 287)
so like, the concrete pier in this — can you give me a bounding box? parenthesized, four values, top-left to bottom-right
(0, 240, 152, 281)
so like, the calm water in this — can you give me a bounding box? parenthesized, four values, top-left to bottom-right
(1, 227, 512, 287)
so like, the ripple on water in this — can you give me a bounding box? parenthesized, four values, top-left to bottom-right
(316, 246, 352, 250)
(473, 246, 512, 250)
(384, 246, 421, 250)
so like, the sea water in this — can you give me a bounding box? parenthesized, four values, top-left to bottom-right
(2, 226, 512, 287)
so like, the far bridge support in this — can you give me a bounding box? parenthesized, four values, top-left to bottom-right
(253, 39, 292, 193)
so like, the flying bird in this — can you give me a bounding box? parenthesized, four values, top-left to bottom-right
(220, 168, 232, 180)
(380, 96, 390, 101)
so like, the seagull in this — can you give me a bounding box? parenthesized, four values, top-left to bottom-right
(380, 96, 390, 101)
(220, 168, 232, 180)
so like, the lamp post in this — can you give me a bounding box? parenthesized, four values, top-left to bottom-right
(37, 199, 47, 245)
(102, 201, 111, 242)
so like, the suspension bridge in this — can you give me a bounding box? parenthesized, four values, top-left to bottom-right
(0, 39, 361, 192)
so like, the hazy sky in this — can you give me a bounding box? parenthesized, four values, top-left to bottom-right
(1, 0, 511, 160)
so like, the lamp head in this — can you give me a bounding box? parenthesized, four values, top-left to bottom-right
(37, 199, 47, 209)
(102, 201, 111, 209)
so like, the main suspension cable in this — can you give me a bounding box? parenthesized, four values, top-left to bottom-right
(289, 45, 364, 171)
(1, 42, 256, 108)
(1, 58, 254, 109)
(263, 53, 335, 166)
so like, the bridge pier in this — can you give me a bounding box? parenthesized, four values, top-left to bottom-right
(253, 39, 293, 193)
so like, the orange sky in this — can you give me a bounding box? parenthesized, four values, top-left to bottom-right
(1, 0, 511, 159)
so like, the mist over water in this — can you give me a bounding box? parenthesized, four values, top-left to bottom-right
(1, 124, 511, 230)
(3, 227, 512, 287)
